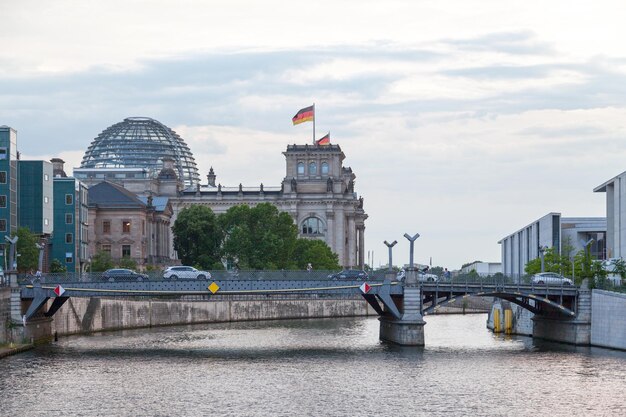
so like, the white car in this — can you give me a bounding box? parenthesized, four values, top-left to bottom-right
(531, 272, 573, 286)
(163, 266, 211, 280)
(396, 270, 439, 282)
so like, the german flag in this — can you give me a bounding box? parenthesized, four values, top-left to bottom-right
(292, 105, 314, 125)
(316, 133, 330, 146)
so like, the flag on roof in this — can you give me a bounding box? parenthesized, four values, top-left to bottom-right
(316, 132, 330, 146)
(292, 105, 314, 125)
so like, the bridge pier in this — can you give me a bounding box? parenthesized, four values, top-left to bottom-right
(532, 283, 591, 345)
(379, 269, 425, 346)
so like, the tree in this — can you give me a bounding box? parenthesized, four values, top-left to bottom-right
(49, 259, 67, 273)
(91, 250, 114, 272)
(118, 256, 137, 270)
(291, 238, 340, 270)
(173, 205, 223, 270)
(524, 247, 570, 276)
(219, 203, 298, 269)
(13, 227, 39, 272)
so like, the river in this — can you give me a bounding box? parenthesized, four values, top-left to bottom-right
(1, 314, 625, 416)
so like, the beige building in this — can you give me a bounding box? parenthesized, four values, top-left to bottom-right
(79, 145, 367, 268)
(87, 181, 173, 266)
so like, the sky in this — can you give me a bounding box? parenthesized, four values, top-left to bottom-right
(2, 0, 626, 269)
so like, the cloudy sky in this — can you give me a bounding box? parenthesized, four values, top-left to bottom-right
(2, 0, 626, 269)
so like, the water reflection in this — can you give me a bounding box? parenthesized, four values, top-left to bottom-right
(0, 314, 625, 417)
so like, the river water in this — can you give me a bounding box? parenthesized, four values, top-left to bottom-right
(1, 314, 625, 417)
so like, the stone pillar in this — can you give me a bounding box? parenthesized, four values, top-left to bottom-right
(379, 268, 426, 345)
(358, 226, 365, 269)
(334, 207, 346, 267)
(326, 211, 335, 255)
(347, 215, 356, 268)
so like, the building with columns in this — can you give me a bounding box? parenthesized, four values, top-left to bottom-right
(73, 118, 367, 269)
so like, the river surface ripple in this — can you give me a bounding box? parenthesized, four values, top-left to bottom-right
(1, 314, 625, 417)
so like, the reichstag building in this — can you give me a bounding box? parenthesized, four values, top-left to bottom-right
(75, 117, 368, 268)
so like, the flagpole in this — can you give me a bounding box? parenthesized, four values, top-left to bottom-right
(313, 103, 316, 145)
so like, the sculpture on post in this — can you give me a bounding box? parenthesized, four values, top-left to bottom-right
(4, 235, 18, 271)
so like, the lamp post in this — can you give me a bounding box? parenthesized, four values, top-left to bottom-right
(538, 245, 548, 273)
(583, 238, 594, 278)
(383, 240, 397, 271)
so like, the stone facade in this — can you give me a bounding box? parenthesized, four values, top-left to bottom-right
(79, 144, 367, 269)
(591, 289, 626, 350)
(88, 182, 172, 267)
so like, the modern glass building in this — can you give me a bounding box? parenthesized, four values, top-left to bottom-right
(0, 126, 18, 269)
(78, 117, 200, 188)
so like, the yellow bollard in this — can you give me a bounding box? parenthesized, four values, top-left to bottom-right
(493, 308, 501, 333)
(504, 309, 513, 335)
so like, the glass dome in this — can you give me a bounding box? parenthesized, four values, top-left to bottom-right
(80, 117, 200, 187)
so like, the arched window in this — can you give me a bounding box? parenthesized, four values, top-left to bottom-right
(301, 217, 324, 235)
(297, 162, 305, 175)
(309, 161, 317, 175)
(321, 161, 329, 175)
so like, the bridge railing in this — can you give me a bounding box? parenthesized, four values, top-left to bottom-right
(16, 269, 388, 284)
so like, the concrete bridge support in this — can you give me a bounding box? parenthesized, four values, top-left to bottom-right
(379, 269, 425, 346)
(532, 283, 592, 346)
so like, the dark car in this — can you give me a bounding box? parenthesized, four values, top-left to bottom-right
(328, 269, 369, 280)
(102, 268, 149, 282)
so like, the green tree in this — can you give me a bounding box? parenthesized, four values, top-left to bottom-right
(291, 238, 340, 270)
(49, 259, 67, 273)
(172, 205, 223, 269)
(13, 227, 39, 272)
(91, 250, 114, 272)
(118, 256, 137, 270)
(219, 203, 298, 269)
(524, 247, 570, 276)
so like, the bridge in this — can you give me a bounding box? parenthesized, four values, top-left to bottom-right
(14, 269, 583, 345)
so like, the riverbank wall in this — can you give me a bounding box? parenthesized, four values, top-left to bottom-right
(590, 289, 626, 350)
(49, 296, 377, 337)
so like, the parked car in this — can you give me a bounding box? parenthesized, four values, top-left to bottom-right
(396, 269, 438, 282)
(102, 268, 149, 282)
(328, 269, 368, 280)
(531, 272, 573, 285)
(163, 266, 211, 280)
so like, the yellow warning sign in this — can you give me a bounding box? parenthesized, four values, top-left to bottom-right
(208, 282, 220, 294)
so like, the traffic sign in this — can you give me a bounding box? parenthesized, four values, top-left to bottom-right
(359, 283, 371, 294)
(208, 282, 220, 294)
(54, 285, 65, 297)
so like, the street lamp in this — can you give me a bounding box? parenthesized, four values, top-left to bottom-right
(538, 245, 548, 273)
(383, 240, 397, 271)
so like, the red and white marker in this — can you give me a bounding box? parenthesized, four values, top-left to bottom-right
(359, 282, 371, 294)
(54, 285, 66, 297)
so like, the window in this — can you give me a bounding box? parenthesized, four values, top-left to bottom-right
(0, 171, 6, 184)
(301, 217, 324, 235)
(321, 162, 329, 175)
(44, 218, 49, 226)
(0, 148, 6, 160)
(101, 244, 111, 254)
(0, 219, 6, 232)
(65, 213, 73, 224)
(65, 194, 73, 205)
(297, 162, 305, 175)
(65, 233, 73, 244)
(102, 220, 111, 234)
(0, 195, 5, 208)
(122, 245, 131, 258)
(44, 196, 49, 204)
(44, 174, 49, 181)
(65, 252, 73, 263)
(309, 162, 317, 175)
(122, 220, 131, 233)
